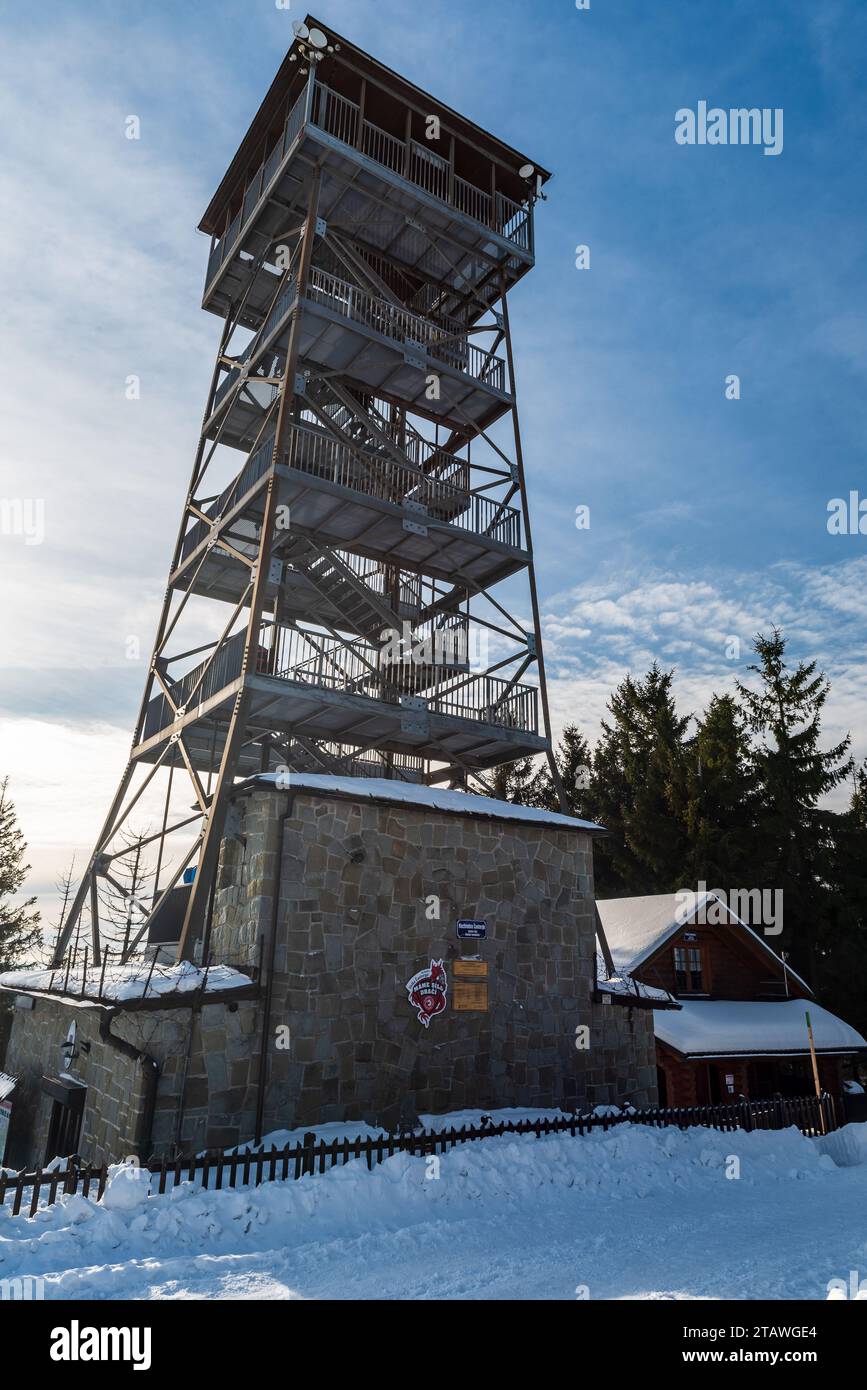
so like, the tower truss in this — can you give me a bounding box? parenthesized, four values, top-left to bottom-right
(54, 16, 565, 968)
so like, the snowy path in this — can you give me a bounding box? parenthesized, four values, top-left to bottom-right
(2, 1122, 866, 1300)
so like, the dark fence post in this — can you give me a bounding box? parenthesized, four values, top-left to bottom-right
(823, 1091, 838, 1134)
(301, 1131, 317, 1178)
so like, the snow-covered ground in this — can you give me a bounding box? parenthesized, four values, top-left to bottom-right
(2, 1115, 866, 1301)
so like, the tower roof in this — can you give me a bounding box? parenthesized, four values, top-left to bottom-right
(199, 13, 551, 237)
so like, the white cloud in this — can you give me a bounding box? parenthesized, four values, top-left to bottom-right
(542, 559, 867, 805)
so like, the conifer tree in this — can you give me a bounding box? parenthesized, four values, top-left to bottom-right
(525, 725, 595, 819)
(591, 664, 690, 895)
(0, 777, 41, 974)
(736, 629, 852, 980)
(0, 778, 42, 1063)
(674, 693, 759, 891)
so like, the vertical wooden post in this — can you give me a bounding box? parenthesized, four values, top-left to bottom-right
(805, 1010, 827, 1135)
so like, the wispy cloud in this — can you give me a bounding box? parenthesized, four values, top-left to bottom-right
(543, 557, 867, 796)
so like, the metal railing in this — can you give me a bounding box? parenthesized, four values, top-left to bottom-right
(307, 265, 508, 391)
(179, 433, 276, 567)
(313, 83, 358, 148)
(360, 117, 406, 177)
(284, 739, 425, 780)
(211, 260, 507, 432)
(272, 626, 538, 731)
(205, 79, 532, 294)
(178, 417, 520, 583)
(409, 138, 450, 202)
(281, 421, 521, 546)
(140, 629, 249, 743)
(206, 85, 308, 289)
(141, 618, 536, 741)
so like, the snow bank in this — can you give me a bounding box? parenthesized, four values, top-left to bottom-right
(0, 1120, 858, 1298)
(816, 1122, 867, 1169)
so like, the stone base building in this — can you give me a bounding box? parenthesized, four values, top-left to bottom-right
(1, 777, 663, 1168)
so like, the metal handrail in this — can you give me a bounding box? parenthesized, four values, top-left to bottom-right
(179, 433, 276, 565)
(206, 79, 532, 293)
(206, 86, 308, 287)
(307, 266, 507, 391)
(272, 627, 538, 730)
(142, 618, 537, 740)
(281, 422, 521, 545)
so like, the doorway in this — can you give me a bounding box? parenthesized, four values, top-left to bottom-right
(42, 1077, 86, 1164)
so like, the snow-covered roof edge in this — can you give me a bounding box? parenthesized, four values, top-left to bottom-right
(655, 998, 867, 1058)
(594, 953, 679, 1008)
(598, 891, 812, 996)
(246, 772, 606, 835)
(0, 960, 254, 1007)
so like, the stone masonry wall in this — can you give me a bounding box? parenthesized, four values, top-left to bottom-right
(3, 786, 658, 1165)
(2, 995, 265, 1167)
(210, 787, 658, 1133)
(3, 1000, 151, 1168)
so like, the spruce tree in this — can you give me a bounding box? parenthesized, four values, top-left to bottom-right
(736, 629, 852, 981)
(675, 693, 759, 891)
(524, 725, 595, 818)
(0, 778, 41, 974)
(591, 664, 690, 895)
(0, 778, 42, 1063)
(490, 755, 544, 805)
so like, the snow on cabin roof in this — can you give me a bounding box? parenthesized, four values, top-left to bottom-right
(594, 953, 676, 1006)
(656, 998, 867, 1059)
(595, 891, 811, 994)
(251, 772, 605, 834)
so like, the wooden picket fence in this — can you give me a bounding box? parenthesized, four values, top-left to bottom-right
(0, 1091, 838, 1219)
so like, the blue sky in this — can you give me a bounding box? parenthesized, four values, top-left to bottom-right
(1, 0, 866, 916)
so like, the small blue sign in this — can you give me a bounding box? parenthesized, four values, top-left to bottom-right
(457, 919, 487, 940)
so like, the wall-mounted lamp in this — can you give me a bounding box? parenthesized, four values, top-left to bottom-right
(60, 1022, 78, 1068)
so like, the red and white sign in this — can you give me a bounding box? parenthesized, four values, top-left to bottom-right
(406, 959, 448, 1027)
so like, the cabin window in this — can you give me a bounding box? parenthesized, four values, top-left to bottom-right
(673, 945, 704, 993)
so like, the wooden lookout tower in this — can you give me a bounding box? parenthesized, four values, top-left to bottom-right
(54, 15, 564, 969)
